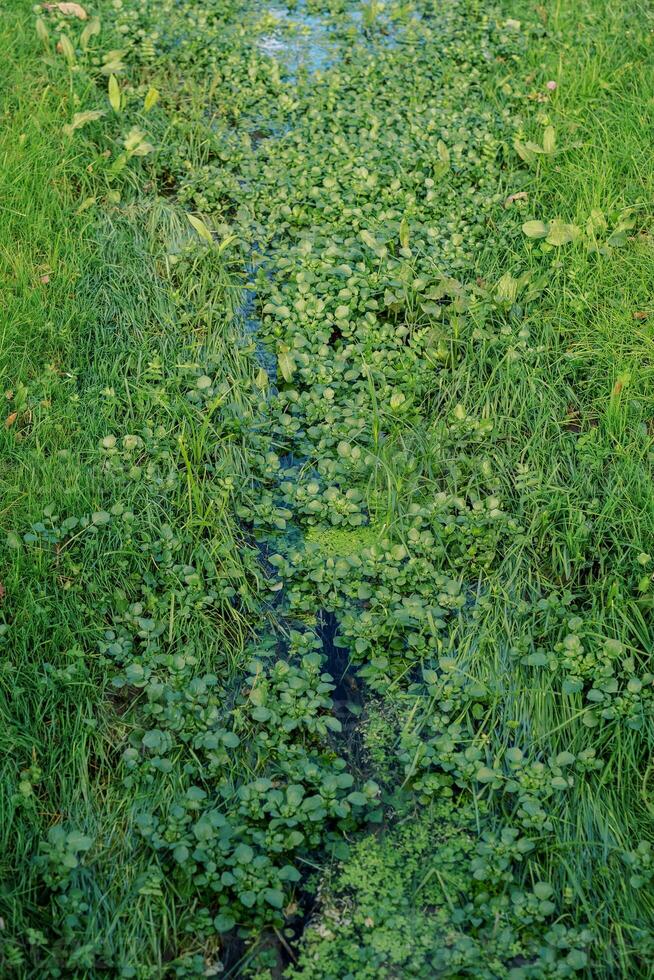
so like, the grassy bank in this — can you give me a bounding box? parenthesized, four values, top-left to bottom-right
(1, 3, 264, 972)
(1, 0, 653, 976)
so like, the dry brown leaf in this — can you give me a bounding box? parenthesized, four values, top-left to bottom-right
(5, 412, 18, 429)
(45, 2, 88, 18)
(505, 191, 528, 207)
(633, 311, 649, 321)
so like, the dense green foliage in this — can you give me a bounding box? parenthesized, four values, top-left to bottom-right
(1, 0, 654, 975)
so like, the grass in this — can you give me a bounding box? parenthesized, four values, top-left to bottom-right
(1, 0, 654, 976)
(0, 3, 264, 972)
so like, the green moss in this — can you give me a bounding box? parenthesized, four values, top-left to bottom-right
(305, 524, 382, 557)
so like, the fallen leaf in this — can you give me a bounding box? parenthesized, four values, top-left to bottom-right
(40, 274, 50, 284)
(633, 311, 649, 321)
(0, 582, 5, 602)
(5, 412, 18, 429)
(45, 2, 88, 18)
(505, 191, 528, 207)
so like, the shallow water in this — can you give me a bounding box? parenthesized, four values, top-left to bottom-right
(256, 3, 333, 75)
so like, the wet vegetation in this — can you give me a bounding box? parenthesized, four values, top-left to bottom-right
(1, 0, 654, 975)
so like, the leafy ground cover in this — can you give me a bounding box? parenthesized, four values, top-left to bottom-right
(1, 0, 654, 976)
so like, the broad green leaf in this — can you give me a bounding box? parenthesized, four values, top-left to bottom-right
(399, 215, 410, 249)
(58, 35, 76, 65)
(62, 109, 105, 136)
(514, 138, 536, 165)
(279, 864, 301, 881)
(586, 208, 607, 237)
(476, 766, 498, 783)
(522, 220, 549, 239)
(100, 50, 126, 74)
(263, 888, 284, 909)
(545, 219, 579, 246)
(124, 127, 146, 153)
(186, 213, 214, 245)
(123, 126, 154, 157)
(101, 59, 126, 75)
(131, 140, 154, 157)
(35, 17, 50, 44)
(76, 196, 96, 214)
(213, 914, 235, 933)
(108, 74, 121, 112)
(525, 651, 549, 666)
(542, 125, 556, 153)
(142, 730, 164, 750)
(216, 234, 237, 255)
(277, 350, 296, 382)
(566, 951, 587, 970)
(254, 367, 268, 389)
(144, 87, 160, 112)
(66, 831, 93, 851)
(607, 218, 635, 248)
(80, 17, 100, 50)
(495, 272, 519, 304)
(251, 705, 271, 722)
(437, 140, 450, 166)
(234, 843, 253, 864)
